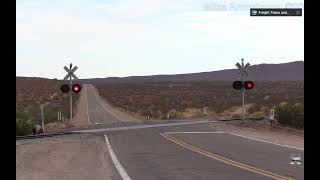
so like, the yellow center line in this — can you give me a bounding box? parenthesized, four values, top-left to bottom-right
(160, 132, 294, 180)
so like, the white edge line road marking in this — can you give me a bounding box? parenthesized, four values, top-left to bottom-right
(104, 135, 132, 180)
(165, 131, 304, 151)
(227, 132, 304, 151)
(86, 85, 91, 124)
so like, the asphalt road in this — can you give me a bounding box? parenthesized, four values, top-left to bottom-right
(86, 84, 126, 125)
(100, 125, 303, 180)
(17, 84, 304, 180)
(84, 84, 304, 180)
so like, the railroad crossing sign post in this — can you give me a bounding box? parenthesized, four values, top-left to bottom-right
(236, 58, 250, 123)
(40, 104, 45, 132)
(270, 109, 275, 120)
(63, 63, 78, 121)
(203, 107, 208, 116)
(270, 108, 276, 127)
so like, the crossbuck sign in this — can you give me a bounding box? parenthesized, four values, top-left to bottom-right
(64, 65, 78, 80)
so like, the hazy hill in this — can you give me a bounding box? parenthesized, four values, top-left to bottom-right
(81, 61, 304, 83)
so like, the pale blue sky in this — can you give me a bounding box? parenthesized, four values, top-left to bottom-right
(16, 0, 304, 79)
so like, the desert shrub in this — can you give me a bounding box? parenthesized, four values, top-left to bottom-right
(168, 109, 181, 118)
(16, 77, 79, 124)
(231, 113, 241, 119)
(276, 104, 304, 128)
(45, 110, 58, 123)
(16, 118, 34, 136)
(95, 81, 303, 120)
(248, 105, 255, 114)
(152, 110, 163, 119)
(16, 111, 29, 120)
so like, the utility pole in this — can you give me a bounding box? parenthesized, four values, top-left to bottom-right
(236, 58, 250, 123)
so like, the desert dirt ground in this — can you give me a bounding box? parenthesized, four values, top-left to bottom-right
(16, 134, 121, 180)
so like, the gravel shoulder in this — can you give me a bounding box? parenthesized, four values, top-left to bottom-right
(16, 134, 121, 180)
(209, 120, 304, 149)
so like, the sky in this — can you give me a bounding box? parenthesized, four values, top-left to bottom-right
(16, 0, 304, 79)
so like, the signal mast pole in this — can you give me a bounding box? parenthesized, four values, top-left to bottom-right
(236, 58, 250, 123)
(69, 63, 73, 121)
(63, 63, 79, 122)
(241, 59, 245, 123)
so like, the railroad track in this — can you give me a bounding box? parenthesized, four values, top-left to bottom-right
(220, 116, 273, 121)
(16, 116, 273, 140)
(16, 132, 80, 140)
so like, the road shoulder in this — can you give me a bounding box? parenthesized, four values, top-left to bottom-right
(209, 121, 304, 149)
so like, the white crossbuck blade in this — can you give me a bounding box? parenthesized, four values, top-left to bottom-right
(236, 63, 242, 69)
(64, 66, 78, 80)
(236, 62, 249, 77)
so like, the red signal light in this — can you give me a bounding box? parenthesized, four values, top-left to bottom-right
(72, 84, 81, 93)
(244, 81, 254, 90)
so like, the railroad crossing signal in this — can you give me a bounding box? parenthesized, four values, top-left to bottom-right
(232, 81, 254, 90)
(62, 63, 80, 122)
(60, 84, 82, 93)
(234, 58, 252, 123)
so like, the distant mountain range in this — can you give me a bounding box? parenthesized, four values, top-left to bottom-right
(80, 61, 304, 83)
(16, 61, 304, 83)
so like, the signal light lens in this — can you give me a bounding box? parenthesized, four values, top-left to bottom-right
(72, 84, 81, 93)
(60, 84, 70, 93)
(232, 81, 243, 90)
(244, 81, 254, 90)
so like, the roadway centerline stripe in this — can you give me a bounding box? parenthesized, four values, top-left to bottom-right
(160, 132, 293, 180)
(165, 131, 304, 151)
(227, 132, 304, 151)
(86, 86, 91, 124)
(104, 135, 132, 180)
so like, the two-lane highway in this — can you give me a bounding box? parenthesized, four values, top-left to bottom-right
(86, 84, 126, 125)
(101, 125, 303, 180)
(81, 84, 304, 180)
